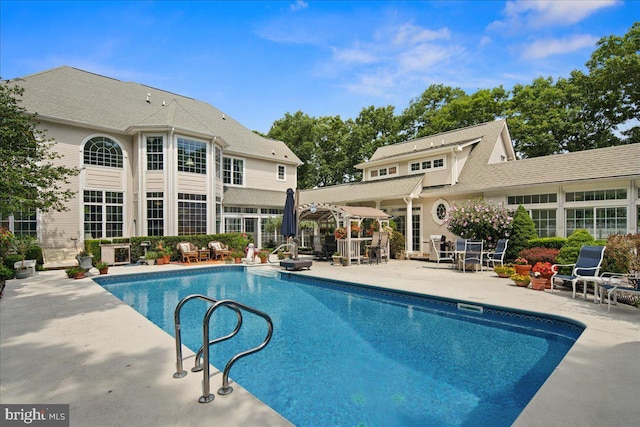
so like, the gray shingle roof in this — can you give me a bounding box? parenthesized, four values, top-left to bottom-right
(298, 175, 423, 205)
(10, 66, 301, 165)
(223, 187, 287, 207)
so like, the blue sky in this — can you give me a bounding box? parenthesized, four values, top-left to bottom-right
(1, 1, 637, 133)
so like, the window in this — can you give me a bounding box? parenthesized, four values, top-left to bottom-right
(565, 189, 627, 202)
(223, 157, 244, 185)
(84, 136, 123, 168)
(508, 193, 557, 205)
(84, 190, 124, 238)
(410, 157, 445, 174)
(225, 217, 242, 233)
(146, 136, 163, 170)
(431, 199, 450, 225)
(566, 207, 627, 239)
(369, 165, 398, 180)
(147, 192, 164, 236)
(178, 193, 207, 235)
(531, 209, 556, 237)
(277, 164, 286, 181)
(177, 137, 206, 174)
(215, 146, 222, 179)
(0, 210, 37, 237)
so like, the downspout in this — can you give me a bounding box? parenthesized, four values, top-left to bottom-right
(403, 196, 413, 256)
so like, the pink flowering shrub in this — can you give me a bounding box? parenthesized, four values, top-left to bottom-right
(446, 198, 513, 247)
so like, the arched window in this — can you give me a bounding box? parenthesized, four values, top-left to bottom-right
(432, 199, 450, 225)
(84, 136, 123, 168)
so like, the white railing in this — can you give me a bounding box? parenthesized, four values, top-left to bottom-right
(337, 237, 373, 265)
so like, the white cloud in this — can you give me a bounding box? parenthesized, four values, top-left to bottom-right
(290, 1, 308, 12)
(497, 0, 620, 28)
(392, 24, 450, 45)
(521, 34, 600, 59)
(333, 47, 378, 64)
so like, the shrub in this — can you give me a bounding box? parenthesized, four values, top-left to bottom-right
(527, 237, 566, 250)
(518, 247, 559, 264)
(389, 231, 405, 259)
(506, 205, 536, 262)
(601, 233, 640, 274)
(446, 198, 512, 248)
(556, 229, 596, 265)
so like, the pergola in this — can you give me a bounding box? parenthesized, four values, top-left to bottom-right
(298, 203, 391, 266)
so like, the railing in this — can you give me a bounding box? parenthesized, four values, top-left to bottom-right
(172, 294, 273, 403)
(337, 237, 374, 265)
(267, 243, 295, 263)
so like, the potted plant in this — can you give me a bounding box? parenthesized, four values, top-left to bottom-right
(95, 261, 109, 275)
(510, 272, 531, 287)
(334, 227, 347, 240)
(76, 249, 94, 270)
(494, 265, 515, 278)
(65, 266, 86, 279)
(513, 257, 532, 276)
(231, 250, 244, 264)
(12, 234, 37, 279)
(162, 248, 172, 264)
(144, 250, 158, 265)
(332, 252, 342, 265)
(259, 250, 269, 263)
(531, 262, 554, 290)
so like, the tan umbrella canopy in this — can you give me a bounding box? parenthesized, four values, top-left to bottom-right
(298, 203, 391, 223)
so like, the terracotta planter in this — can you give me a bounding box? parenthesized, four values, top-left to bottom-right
(531, 277, 548, 291)
(513, 280, 530, 287)
(156, 257, 166, 265)
(234, 257, 242, 264)
(164, 255, 170, 264)
(74, 271, 85, 279)
(260, 257, 267, 264)
(496, 272, 511, 278)
(514, 264, 532, 276)
(99, 268, 109, 275)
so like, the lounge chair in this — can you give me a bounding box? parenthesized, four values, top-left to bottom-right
(598, 273, 639, 311)
(459, 240, 483, 273)
(429, 235, 455, 269)
(177, 242, 199, 263)
(312, 235, 328, 260)
(551, 245, 606, 299)
(484, 239, 508, 269)
(208, 241, 231, 260)
(323, 235, 337, 257)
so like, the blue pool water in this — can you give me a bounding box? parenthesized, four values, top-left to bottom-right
(95, 267, 583, 427)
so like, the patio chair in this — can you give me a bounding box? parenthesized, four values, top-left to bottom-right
(459, 240, 483, 273)
(312, 235, 328, 260)
(484, 239, 508, 269)
(597, 273, 639, 311)
(378, 231, 390, 263)
(550, 245, 606, 299)
(323, 235, 337, 256)
(208, 241, 231, 260)
(177, 242, 198, 263)
(430, 235, 455, 269)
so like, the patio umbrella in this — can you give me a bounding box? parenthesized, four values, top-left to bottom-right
(281, 188, 297, 257)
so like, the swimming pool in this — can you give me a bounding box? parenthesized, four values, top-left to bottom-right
(95, 266, 583, 427)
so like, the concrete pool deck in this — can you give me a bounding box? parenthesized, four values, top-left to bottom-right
(1, 260, 638, 426)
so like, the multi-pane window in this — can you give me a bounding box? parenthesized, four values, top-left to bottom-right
(223, 157, 244, 185)
(566, 207, 627, 239)
(508, 194, 557, 205)
(146, 136, 163, 170)
(225, 217, 242, 233)
(409, 157, 445, 173)
(178, 193, 206, 235)
(84, 136, 123, 168)
(565, 189, 627, 202)
(0, 211, 37, 237)
(531, 209, 556, 237)
(84, 190, 124, 238)
(369, 165, 398, 179)
(146, 192, 164, 236)
(277, 164, 286, 181)
(215, 146, 222, 179)
(177, 138, 206, 174)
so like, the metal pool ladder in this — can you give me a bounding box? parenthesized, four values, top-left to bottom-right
(172, 294, 274, 403)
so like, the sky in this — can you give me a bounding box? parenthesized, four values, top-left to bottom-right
(1, 1, 637, 134)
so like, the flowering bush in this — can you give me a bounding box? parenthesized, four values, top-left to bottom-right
(514, 257, 529, 265)
(446, 198, 512, 247)
(0, 227, 14, 264)
(532, 261, 554, 278)
(334, 227, 347, 239)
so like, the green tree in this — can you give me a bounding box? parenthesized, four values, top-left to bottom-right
(399, 84, 467, 139)
(0, 82, 79, 216)
(506, 205, 537, 261)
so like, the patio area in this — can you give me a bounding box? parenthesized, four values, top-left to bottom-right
(1, 260, 638, 426)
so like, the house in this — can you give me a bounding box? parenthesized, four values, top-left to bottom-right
(4, 66, 301, 253)
(299, 119, 640, 256)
